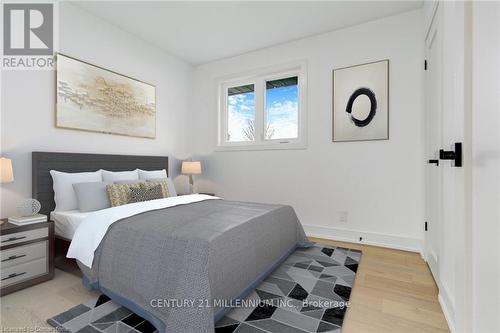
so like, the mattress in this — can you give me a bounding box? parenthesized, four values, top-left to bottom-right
(50, 210, 89, 239)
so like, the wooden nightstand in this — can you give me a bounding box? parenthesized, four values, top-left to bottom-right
(0, 219, 54, 296)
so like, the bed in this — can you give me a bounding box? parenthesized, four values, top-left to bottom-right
(32, 152, 311, 333)
(33, 152, 173, 274)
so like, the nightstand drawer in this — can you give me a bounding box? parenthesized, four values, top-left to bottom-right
(0, 227, 48, 246)
(1, 257, 47, 287)
(1, 241, 47, 269)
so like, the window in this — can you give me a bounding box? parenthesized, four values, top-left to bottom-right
(227, 84, 255, 142)
(218, 62, 307, 150)
(265, 77, 298, 140)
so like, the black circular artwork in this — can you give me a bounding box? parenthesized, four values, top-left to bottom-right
(345, 87, 377, 127)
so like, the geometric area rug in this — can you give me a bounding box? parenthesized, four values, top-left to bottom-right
(47, 244, 361, 333)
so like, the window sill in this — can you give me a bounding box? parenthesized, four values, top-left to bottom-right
(215, 142, 307, 152)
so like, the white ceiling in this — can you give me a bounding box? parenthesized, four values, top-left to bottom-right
(74, 1, 422, 65)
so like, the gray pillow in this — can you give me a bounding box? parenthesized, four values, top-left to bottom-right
(114, 179, 144, 184)
(73, 182, 111, 212)
(147, 178, 177, 197)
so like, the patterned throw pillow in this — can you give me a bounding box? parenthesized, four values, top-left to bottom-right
(129, 184, 164, 203)
(106, 183, 142, 207)
(143, 180, 169, 198)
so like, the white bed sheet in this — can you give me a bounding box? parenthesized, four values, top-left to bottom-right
(50, 210, 90, 239)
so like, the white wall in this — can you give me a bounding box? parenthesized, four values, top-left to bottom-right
(471, 2, 500, 331)
(0, 3, 193, 217)
(0, 6, 427, 253)
(189, 10, 425, 251)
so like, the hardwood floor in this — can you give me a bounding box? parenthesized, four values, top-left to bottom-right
(0, 238, 449, 332)
(310, 237, 449, 333)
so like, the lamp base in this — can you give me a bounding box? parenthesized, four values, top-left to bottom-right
(188, 175, 196, 194)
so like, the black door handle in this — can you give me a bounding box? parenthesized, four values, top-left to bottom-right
(428, 159, 439, 166)
(439, 142, 462, 167)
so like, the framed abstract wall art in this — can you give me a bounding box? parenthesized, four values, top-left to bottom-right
(56, 53, 156, 139)
(332, 59, 389, 142)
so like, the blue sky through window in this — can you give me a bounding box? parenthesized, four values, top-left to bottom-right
(227, 91, 255, 141)
(266, 84, 298, 139)
(227, 80, 298, 142)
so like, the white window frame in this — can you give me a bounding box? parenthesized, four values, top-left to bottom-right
(217, 61, 307, 151)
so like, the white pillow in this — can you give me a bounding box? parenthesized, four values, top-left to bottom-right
(138, 169, 167, 180)
(50, 170, 102, 211)
(102, 169, 139, 182)
(164, 178, 177, 197)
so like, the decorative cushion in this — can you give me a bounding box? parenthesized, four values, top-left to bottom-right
(138, 169, 167, 180)
(73, 182, 111, 212)
(102, 169, 139, 182)
(146, 178, 177, 197)
(129, 184, 164, 203)
(50, 170, 103, 211)
(106, 183, 142, 207)
(144, 180, 169, 197)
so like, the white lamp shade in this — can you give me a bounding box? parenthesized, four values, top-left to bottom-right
(181, 161, 202, 175)
(0, 158, 14, 183)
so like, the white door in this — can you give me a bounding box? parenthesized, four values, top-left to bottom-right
(424, 3, 443, 280)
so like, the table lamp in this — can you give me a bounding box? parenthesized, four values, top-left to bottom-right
(0, 158, 14, 224)
(181, 161, 201, 194)
(0, 158, 14, 183)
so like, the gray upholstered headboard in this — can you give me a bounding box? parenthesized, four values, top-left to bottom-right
(32, 152, 169, 216)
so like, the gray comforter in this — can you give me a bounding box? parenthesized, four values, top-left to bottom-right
(79, 199, 310, 333)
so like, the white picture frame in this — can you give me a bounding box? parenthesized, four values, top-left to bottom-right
(332, 59, 389, 142)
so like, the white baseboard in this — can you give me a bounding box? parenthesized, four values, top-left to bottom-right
(303, 224, 422, 253)
(438, 293, 456, 333)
